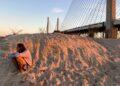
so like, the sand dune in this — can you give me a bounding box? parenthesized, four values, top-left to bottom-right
(0, 34, 120, 86)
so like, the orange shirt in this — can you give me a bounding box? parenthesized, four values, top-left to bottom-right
(16, 50, 32, 66)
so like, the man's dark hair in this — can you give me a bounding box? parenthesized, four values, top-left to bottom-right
(17, 43, 26, 53)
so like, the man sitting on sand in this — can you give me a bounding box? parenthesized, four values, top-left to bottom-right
(9, 43, 32, 73)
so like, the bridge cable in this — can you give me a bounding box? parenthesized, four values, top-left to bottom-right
(100, 0, 106, 22)
(79, 0, 95, 26)
(71, 0, 87, 28)
(83, 0, 100, 25)
(88, 0, 101, 24)
(81, 0, 99, 26)
(61, 0, 75, 30)
(116, 0, 120, 18)
(93, 0, 104, 23)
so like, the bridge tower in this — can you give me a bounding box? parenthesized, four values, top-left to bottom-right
(106, 0, 117, 38)
(46, 17, 50, 33)
(57, 18, 60, 31)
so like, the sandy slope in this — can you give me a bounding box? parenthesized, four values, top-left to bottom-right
(0, 34, 120, 86)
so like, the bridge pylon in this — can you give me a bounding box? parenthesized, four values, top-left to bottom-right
(46, 17, 50, 33)
(105, 0, 117, 38)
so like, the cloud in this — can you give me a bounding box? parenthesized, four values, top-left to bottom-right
(51, 8, 64, 13)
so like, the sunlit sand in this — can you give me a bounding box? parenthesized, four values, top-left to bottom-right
(0, 33, 120, 86)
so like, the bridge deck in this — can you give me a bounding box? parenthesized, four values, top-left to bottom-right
(63, 20, 120, 34)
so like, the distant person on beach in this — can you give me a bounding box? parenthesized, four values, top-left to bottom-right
(9, 43, 32, 73)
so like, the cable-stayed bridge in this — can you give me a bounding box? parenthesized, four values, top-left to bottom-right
(62, 0, 120, 38)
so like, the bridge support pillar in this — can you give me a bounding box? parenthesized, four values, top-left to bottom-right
(89, 30, 94, 37)
(102, 32, 105, 38)
(105, 0, 117, 38)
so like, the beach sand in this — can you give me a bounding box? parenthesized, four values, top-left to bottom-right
(0, 33, 120, 86)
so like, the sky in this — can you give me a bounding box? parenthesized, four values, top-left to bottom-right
(0, 0, 72, 36)
(0, 0, 120, 36)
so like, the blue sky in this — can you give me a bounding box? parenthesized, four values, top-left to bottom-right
(0, 0, 72, 36)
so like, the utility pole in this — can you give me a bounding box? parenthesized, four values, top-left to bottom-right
(106, 0, 117, 38)
(46, 17, 49, 33)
